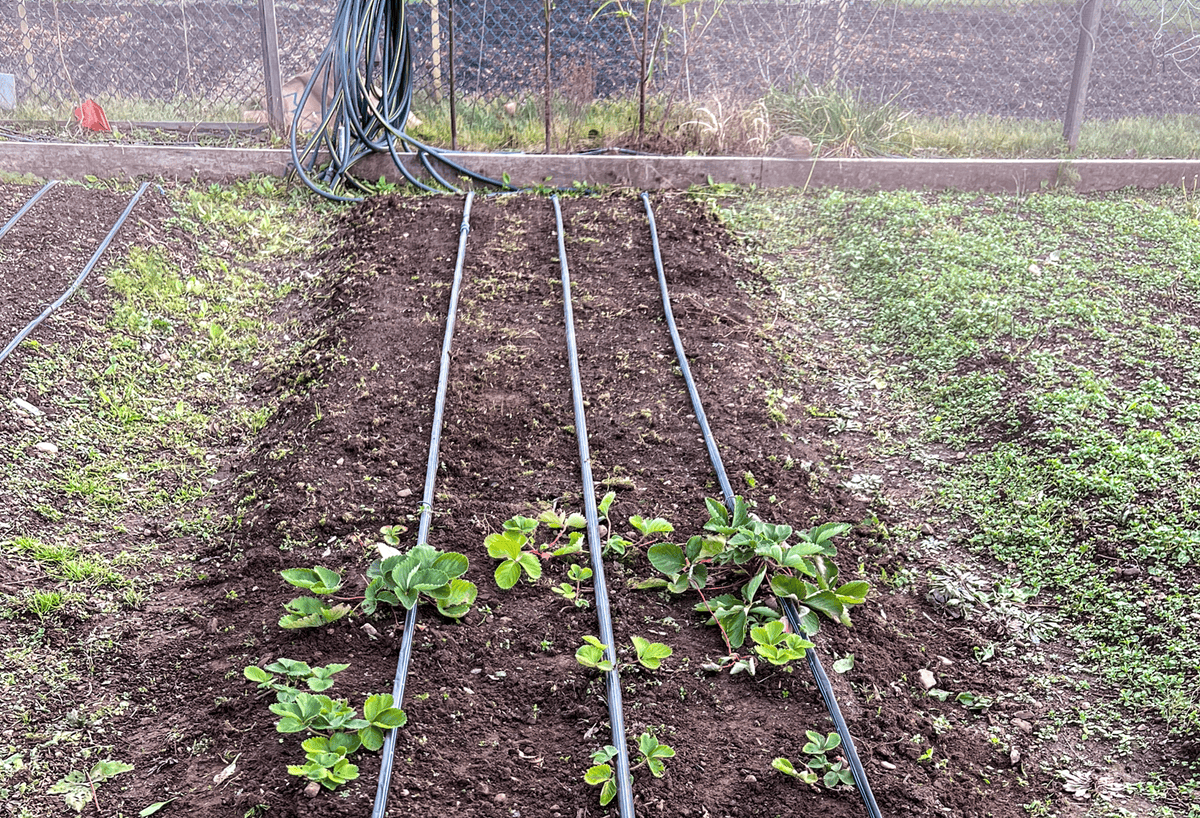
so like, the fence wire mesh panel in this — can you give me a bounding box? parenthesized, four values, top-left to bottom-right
(3, 0, 1200, 125)
(2, 0, 276, 119)
(665, 0, 1200, 118)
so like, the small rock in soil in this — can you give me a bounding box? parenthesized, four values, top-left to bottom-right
(880, 761, 897, 770)
(743, 774, 757, 784)
(1013, 718, 1033, 733)
(918, 668, 937, 690)
(304, 781, 320, 797)
(34, 441, 58, 454)
(1010, 747, 1021, 765)
(494, 793, 507, 803)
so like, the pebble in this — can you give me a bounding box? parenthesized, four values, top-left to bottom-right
(494, 793, 507, 804)
(917, 669, 937, 690)
(1010, 748, 1021, 765)
(880, 761, 897, 770)
(743, 774, 757, 784)
(196, 371, 212, 381)
(303, 781, 320, 797)
(11, 397, 43, 416)
(1012, 718, 1033, 734)
(34, 442, 58, 454)
(398, 488, 412, 497)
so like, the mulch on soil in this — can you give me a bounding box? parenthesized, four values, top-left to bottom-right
(0, 186, 1057, 817)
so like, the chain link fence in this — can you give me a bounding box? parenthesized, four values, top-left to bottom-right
(2, 0, 1199, 124)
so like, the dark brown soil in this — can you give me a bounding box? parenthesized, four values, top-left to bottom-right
(0, 185, 1061, 818)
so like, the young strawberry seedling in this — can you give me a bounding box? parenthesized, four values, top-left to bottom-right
(772, 730, 856, 790)
(486, 510, 585, 589)
(585, 731, 676, 806)
(276, 528, 478, 627)
(575, 635, 614, 672)
(551, 563, 594, 607)
(244, 663, 407, 791)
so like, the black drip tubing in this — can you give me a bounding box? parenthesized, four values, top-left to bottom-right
(639, 192, 882, 818)
(371, 192, 474, 818)
(289, 0, 511, 202)
(0, 182, 149, 367)
(552, 195, 636, 818)
(0, 180, 57, 242)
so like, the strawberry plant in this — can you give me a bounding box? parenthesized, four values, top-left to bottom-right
(576, 635, 673, 672)
(772, 730, 856, 790)
(244, 664, 407, 791)
(365, 542, 477, 619)
(278, 527, 477, 628)
(586, 731, 675, 806)
(640, 496, 870, 674)
(486, 510, 585, 589)
(575, 635, 614, 672)
(551, 563, 594, 607)
(279, 567, 352, 629)
(750, 620, 814, 666)
(49, 760, 133, 813)
(630, 635, 673, 670)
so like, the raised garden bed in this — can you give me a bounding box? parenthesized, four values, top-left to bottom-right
(0, 184, 1050, 817)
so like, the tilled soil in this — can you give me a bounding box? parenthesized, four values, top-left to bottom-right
(0, 185, 1058, 818)
(201, 192, 1045, 818)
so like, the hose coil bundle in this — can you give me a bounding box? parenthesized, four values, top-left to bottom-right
(291, 0, 508, 200)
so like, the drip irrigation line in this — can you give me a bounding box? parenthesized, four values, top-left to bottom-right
(639, 192, 882, 818)
(371, 192, 474, 818)
(552, 194, 636, 818)
(0, 182, 149, 368)
(0, 180, 57, 242)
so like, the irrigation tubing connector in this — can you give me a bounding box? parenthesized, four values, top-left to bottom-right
(0, 180, 57, 242)
(552, 195, 636, 818)
(0, 182, 149, 368)
(639, 192, 882, 818)
(371, 192, 475, 818)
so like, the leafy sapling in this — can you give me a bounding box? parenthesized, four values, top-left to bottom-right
(635, 731, 675, 777)
(244, 658, 350, 701)
(585, 745, 619, 806)
(245, 664, 408, 791)
(750, 620, 813, 666)
(279, 566, 351, 629)
(364, 542, 476, 619)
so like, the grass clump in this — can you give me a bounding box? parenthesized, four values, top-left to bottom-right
(765, 80, 915, 157)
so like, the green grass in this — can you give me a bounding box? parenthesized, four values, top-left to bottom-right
(723, 185, 1200, 813)
(911, 114, 1200, 159)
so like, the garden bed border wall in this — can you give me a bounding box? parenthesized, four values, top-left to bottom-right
(5, 143, 1200, 193)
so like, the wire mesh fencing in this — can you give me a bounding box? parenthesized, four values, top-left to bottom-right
(2, 0, 1200, 126)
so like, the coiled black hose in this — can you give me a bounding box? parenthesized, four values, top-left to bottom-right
(1, 183, 149, 367)
(552, 194, 636, 818)
(371, 192, 474, 818)
(290, 0, 510, 201)
(640, 192, 882, 818)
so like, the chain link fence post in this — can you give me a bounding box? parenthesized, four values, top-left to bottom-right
(259, 0, 285, 132)
(1064, 0, 1105, 151)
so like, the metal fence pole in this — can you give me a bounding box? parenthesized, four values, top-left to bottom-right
(1063, 0, 1105, 151)
(258, 0, 285, 132)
